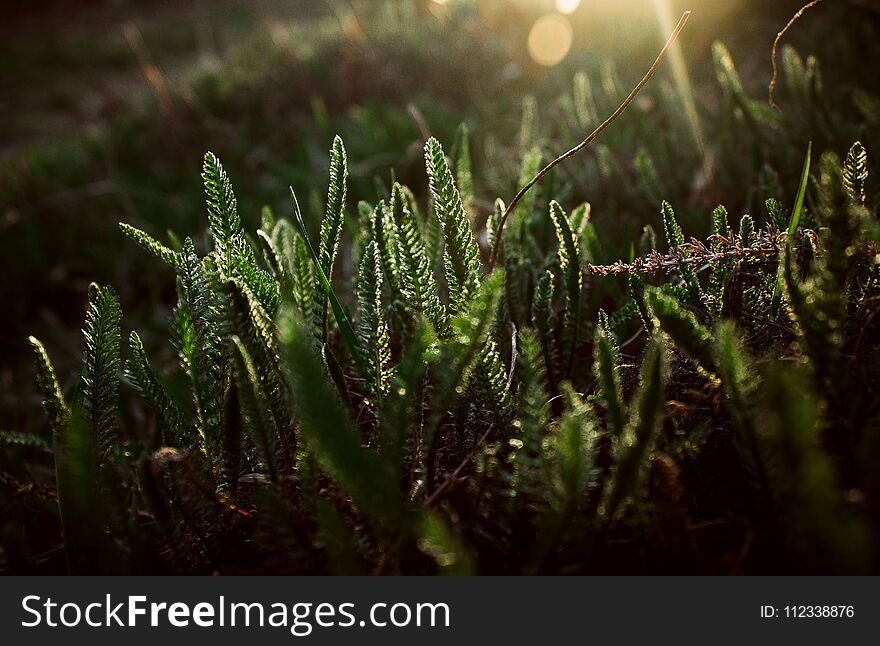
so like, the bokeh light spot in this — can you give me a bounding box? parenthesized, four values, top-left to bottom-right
(556, 0, 582, 15)
(528, 14, 573, 67)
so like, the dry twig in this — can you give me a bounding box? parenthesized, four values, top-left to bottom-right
(768, 0, 825, 109)
(487, 10, 692, 271)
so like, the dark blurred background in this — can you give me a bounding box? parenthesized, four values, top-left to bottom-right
(2, 0, 879, 434)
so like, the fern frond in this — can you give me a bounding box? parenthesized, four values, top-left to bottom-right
(511, 329, 550, 508)
(519, 94, 538, 150)
(119, 222, 178, 268)
(81, 283, 121, 464)
(290, 188, 369, 377)
(661, 200, 702, 303)
(173, 238, 223, 462)
(593, 318, 625, 438)
(223, 276, 293, 468)
(319, 135, 348, 280)
(0, 431, 52, 452)
(125, 331, 188, 447)
(843, 141, 868, 206)
(275, 219, 317, 322)
(425, 137, 481, 311)
(391, 183, 445, 333)
(509, 147, 542, 253)
(486, 198, 503, 253)
(313, 135, 349, 340)
(424, 271, 503, 493)
(230, 335, 279, 483)
(280, 310, 407, 530)
(708, 205, 730, 314)
(647, 287, 716, 375)
(453, 122, 474, 213)
(758, 363, 868, 573)
(256, 227, 285, 286)
(532, 269, 558, 389)
(357, 241, 392, 403)
(370, 198, 402, 303)
(202, 151, 241, 276)
(605, 338, 668, 519)
(28, 335, 68, 434)
(739, 213, 755, 244)
(377, 321, 437, 480)
(548, 384, 599, 517)
(231, 245, 280, 317)
(639, 224, 657, 256)
(662, 199, 685, 248)
(549, 201, 582, 376)
(635, 149, 663, 205)
(470, 336, 514, 432)
(628, 271, 653, 334)
(573, 70, 598, 128)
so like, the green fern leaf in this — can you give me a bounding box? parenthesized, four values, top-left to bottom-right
(202, 151, 241, 276)
(739, 213, 755, 244)
(453, 122, 474, 213)
(313, 135, 349, 340)
(0, 431, 52, 453)
(843, 141, 868, 206)
(593, 316, 625, 438)
(223, 277, 293, 469)
(230, 336, 279, 483)
(708, 205, 731, 315)
(125, 331, 188, 447)
(425, 137, 481, 311)
(532, 269, 558, 389)
(548, 384, 599, 516)
(119, 222, 178, 268)
(319, 135, 348, 281)
(511, 329, 550, 508)
(647, 287, 716, 375)
(661, 200, 702, 303)
(290, 188, 369, 378)
(424, 271, 503, 493)
(549, 201, 582, 376)
(173, 238, 223, 462)
(605, 338, 667, 519)
(370, 199, 401, 301)
(628, 271, 654, 334)
(81, 283, 121, 464)
(357, 241, 392, 402)
(509, 146, 542, 252)
(391, 183, 446, 333)
(274, 219, 317, 323)
(28, 336, 68, 435)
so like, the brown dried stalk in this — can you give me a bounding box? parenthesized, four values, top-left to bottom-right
(589, 226, 820, 277)
(487, 10, 692, 271)
(768, 0, 825, 109)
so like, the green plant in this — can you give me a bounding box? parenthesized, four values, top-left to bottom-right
(11, 127, 878, 574)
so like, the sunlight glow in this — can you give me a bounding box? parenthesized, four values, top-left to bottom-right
(555, 0, 582, 15)
(528, 14, 573, 67)
(652, 0, 708, 178)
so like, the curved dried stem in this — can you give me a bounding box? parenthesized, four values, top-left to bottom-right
(768, 0, 825, 110)
(487, 10, 692, 271)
